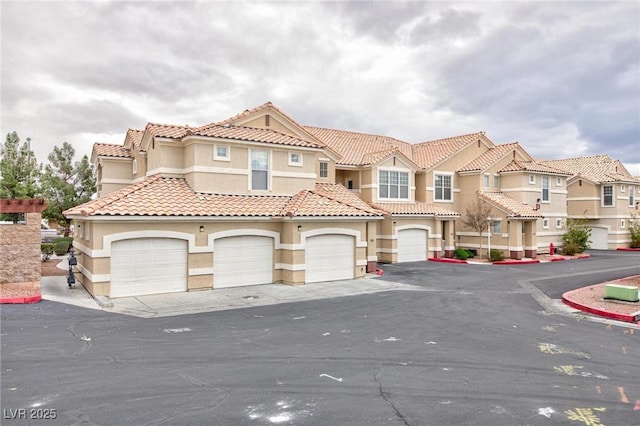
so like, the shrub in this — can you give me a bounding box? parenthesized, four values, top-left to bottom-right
(53, 237, 73, 255)
(561, 242, 581, 256)
(454, 248, 469, 260)
(562, 218, 591, 253)
(629, 214, 640, 248)
(465, 250, 475, 258)
(41, 243, 54, 261)
(489, 249, 504, 262)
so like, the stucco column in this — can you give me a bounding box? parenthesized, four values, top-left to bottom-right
(366, 221, 377, 272)
(508, 220, 523, 260)
(524, 221, 537, 258)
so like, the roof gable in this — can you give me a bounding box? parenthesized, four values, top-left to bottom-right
(458, 142, 532, 173)
(411, 132, 490, 170)
(541, 155, 640, 183)
(477, 191, 542, 218)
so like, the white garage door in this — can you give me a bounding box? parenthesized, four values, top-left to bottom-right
(111, 238, 187, 298)
(305, 234, 355, 283)
(589, 227, 608, 250)
(397, 229, 428, 262)
(214, 236, 273, 288)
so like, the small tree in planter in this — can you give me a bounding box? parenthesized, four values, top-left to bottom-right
(460, 199, 492, 258)
(562, 217, 591, 254)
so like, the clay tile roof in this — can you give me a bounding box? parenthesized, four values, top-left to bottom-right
(93, 143, 132, 159)
(412, 132, 485, 169)
(194, 125, 323, 148)
(127, 129, 145, 151)
(478, 191, 542, 218)
(458, 142, 521, 172)
(303, 126, 412, 166)
(213, 101, 275, 126)
(370, 202, 460, 216)
(64, 177, 381, 218)
(499, 160, 572, 175)
(145, 122, 191, 139)
(313, 183, 383, 214)
(540, 155, 640, 183)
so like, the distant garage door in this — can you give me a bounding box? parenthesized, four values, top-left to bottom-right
(397, 229, 428, 262)
(111, 238, 187, 298)
(305, 234, 355, 283)
(589, 227, 608, 250)
(214, 236, 273, 288)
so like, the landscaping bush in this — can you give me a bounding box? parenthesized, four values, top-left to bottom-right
(41, 243, 54, 261)
(464, 249, 475, 258)
(561, 242, 581, 256)
(454, 248, 469, 260)
(489, 249, 504, 262)
(629, 214, 640, 248)
(562, 217, 591, 253)
(53, 237, 73, 255)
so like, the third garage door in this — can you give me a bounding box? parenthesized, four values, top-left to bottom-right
(305, 234, 355, 283)
(397, 229, 428, 262)
(214, 236, 273, 288)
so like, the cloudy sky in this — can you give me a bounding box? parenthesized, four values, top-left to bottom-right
(2, 1, 639, 174)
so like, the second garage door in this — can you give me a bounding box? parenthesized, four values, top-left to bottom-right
(214, 236, 273, 288)
(589, 227, 608, 250)
(111, 238, 187, 298)
(305, 234, 355, 283)
(397, 229, 428, 262)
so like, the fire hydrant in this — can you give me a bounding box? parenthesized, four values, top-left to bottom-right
(549, 242, 555, 256)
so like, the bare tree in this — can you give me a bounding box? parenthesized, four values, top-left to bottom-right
(460, 198, 492, 257)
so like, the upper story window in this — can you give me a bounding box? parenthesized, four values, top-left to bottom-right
(541, 176, 549, 202)
(132, 159, 137, 174)
(319, 161, 328, 178)
(603, 185, 613, 206)
(556, 177, 563, 186)
(483, 174, 490, 188)
(288, 152, 302, 166)
(556, 218, 563, 229)
(214, 145, 230, 161)
(542, 218, 549, 229)
(434, 173, 452, 201)
(493, 175, 500, 188)
(629, 186, 635, 207)
(620, 184, 625, 193)
(251, 150, 269, 190)
(529, 175, 536, 184)
(379, 170, 409, 200)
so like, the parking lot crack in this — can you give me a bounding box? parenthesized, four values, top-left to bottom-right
(374, 365, 410, 426)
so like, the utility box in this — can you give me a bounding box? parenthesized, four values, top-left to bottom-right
(604, 284, 639, 302)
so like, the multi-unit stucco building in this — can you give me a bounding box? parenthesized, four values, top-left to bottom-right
(64, 102, 640, 298)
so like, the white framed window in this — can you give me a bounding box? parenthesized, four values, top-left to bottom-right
(251, 149, 269, 190)
(483, 174, 490, 188)
(556, 219, 563, 229)
(346, 179, 353, 189)
(379, 170, 409, 200)
(630, 186, 635, 207)
(85, 223, 90, 242)
(529, 175, 536, 184)
(556, 177, 562, 186)
(434, 173, 452, 201)
(542, 176, 549, 202)
(603, 185, 614, 206)
(132, 159, 137, 174)
(620, 184, 625, 193)
(493, 175, 500, 188)
(492, 220, 501, 234)
(214, 145, 230, 161)
(319, 161, 328, 178)
(543, 218, 549, 229)
(288, 152, 302, 166)
(621, 219, 626, 229)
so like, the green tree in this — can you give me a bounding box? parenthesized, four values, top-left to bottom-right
(40, 142, 95, 233)
(0, 131, 41, 199)
(562, 217, 591, 254)
(460, 198, 492, 258)
(629, 213, 640, 248)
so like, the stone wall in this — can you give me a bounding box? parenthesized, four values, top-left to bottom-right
(0, 199, 48, 292)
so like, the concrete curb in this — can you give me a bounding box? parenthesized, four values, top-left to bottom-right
(0, 294, 42, 304)
(428, 258, 467, 264)
(562, 286, 639, 323)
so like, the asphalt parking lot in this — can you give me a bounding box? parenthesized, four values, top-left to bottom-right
(1, 251, 639, 425)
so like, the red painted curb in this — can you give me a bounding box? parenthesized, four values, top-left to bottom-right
(493, 259, 540, 265)
(0, 294, 42, 304)
(429, 257, 468, 263)
(617, 248, 640, 252)
(562, 286, 638, 323)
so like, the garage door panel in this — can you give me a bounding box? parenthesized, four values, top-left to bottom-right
(215, 236, 273, 288)
(397, 229, 428, 262)
(111, 238, 187, 298)
(589, 227, 608, 250)
(305, 234, 355, 283)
